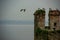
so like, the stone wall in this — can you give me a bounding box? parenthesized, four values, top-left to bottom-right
(49, 10, 60, 30)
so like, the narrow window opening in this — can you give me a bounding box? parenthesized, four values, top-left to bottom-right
(53, 22, 57, 31)
(54, 23, 57, 26)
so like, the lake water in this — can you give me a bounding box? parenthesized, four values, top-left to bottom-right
(0, 24, 34, 40)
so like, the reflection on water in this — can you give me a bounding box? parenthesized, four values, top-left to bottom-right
(1, 25, 34, 40)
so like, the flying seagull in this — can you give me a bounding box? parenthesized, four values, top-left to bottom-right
(20, 9, 26, 12)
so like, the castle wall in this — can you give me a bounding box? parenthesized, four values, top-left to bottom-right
(57, 16, 60, 30)
(38, 15, 45, 29)
(49, 10, 60, 30)
(49, 16, 59, 30)
(34, 14, 45, 30)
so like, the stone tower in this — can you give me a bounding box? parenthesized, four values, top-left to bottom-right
(34, 8, 45, 30)
(34, 8, 46, 40)
(49, 9, 60, 30)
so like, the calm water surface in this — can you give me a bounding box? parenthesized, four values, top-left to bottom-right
(1, 25, 34, 40)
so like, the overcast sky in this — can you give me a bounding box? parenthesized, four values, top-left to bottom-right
(1, 0, 60, 25)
